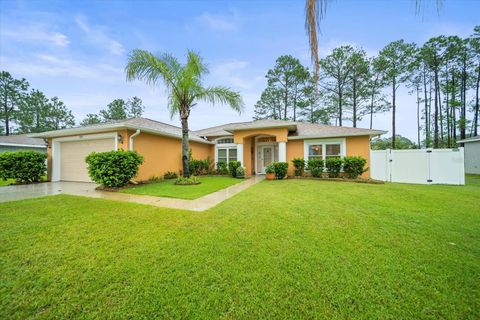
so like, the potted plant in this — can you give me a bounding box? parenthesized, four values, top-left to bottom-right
(265, 163, 275, 180)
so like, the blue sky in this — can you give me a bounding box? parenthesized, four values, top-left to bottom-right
(1, 0, 479, 139)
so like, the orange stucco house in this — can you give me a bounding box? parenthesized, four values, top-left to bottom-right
(32, 118, 386, 182)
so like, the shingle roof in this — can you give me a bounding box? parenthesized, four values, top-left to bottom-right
(291, 122, 386, 139)
(0, 134, 47, 147)
(30, 118, 211, 144)
(195, 119, 386, 139)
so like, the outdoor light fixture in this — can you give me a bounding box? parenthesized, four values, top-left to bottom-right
(117, 134, 123, 145)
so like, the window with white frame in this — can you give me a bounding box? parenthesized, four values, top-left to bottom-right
(305, 139, 345, 161)
(215, 137, 237, 165)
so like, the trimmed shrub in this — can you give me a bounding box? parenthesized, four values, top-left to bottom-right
(175, 176, 201, 185)
(216, 162, 229, 175)
(0, 151, 47, 183)
(307, 158, 324, 177)
(164, 171, 178, 179)
(325, 157, 343, 178)
(236, 166, 246, 178)
(266, 163, 275, 174)
(85, 150, 143, 187)
(291, 158, 305, 176)
(343, 156, 367, 179)
(273, 162, 288, 180)
(189, 159, 210, 176)
(228, 161, 241, 178)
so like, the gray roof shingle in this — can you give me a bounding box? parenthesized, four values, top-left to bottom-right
(30, 118, 211, 144)
(0, 134, 47, 147)
(195, 119, 386, 139)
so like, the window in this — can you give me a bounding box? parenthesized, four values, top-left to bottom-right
(228, 148, 237, 162)
(216, 147, 237, 164)
(308, 144, 322, 160)
(217, 138, 234, 144)
(218, 148, 228, 163)
(304, 139, 345, 162)
(325, 144, 341, 159)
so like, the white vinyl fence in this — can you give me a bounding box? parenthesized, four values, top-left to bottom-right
(370, 148, 465, 185)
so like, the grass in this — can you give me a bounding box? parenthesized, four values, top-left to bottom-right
(119, 176, 243, 199)
(0, 176, 479, 319)
(0, 178, 15, 186)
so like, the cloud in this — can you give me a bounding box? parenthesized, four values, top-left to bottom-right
(196, 12, 239, 32)
(0, 25, 70, 47)
(75, 15, 125, 55)
(210, 60, 263, 90)
(1, 53, 123, 80)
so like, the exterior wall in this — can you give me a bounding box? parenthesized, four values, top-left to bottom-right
(233, 128, 289, 143)
(132, 132, 210, 181)
(285, 139, 304, 176)
(464, 141, 480, 174)
(346, 135, 371, 178)
(243, 137, 254, 175)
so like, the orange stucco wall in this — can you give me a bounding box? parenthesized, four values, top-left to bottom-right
(346, 135, 371, 178)
(132, 132, 211, 181)
(286, 139, 304, 176)
(233, 128, 289, 144)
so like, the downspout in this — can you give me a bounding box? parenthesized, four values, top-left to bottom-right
(129, 129, 141, 151)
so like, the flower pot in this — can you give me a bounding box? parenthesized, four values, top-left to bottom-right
(266, 172, 275, 180)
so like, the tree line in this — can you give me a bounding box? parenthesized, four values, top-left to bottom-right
(0, 71, 145, 135)
(254, 26, 480, 148)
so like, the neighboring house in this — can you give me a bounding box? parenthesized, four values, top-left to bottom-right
(458, 136, 480, 174)
(31, 118, 386, 182)
(0, 134, 47, 153)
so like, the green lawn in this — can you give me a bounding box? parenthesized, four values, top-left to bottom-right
(0, 178, 15, 186)
(119, 176, 243, 199)
(1, 176, 479, 319)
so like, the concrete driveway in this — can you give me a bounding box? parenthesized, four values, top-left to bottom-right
(0, 176, 264, 211)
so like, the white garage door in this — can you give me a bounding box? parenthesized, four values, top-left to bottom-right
(60, 138, 114, 182)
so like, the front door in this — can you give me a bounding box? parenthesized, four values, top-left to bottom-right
(261, 146, 273, 173)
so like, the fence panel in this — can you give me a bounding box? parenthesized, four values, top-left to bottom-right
(370, 148, 464, 185)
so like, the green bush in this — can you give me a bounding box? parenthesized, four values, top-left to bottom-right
(216, 162, 229, 175)
(273, 162, 288, 180)
(236, 166, 246, 178)
(175, 176, 201, 185)
(291, 158, 305, 176)
(325, 157, 343, 178)
(163, 171, 178, 179)
(228, 161, 241, 178)
(189, 159, 210, 176)
(266, 163, 275, 174)
(85, 150, 143, 187)
(307, 158, 324, 177)
(343, 156, 367, 179)
(0, 151, 47, 183)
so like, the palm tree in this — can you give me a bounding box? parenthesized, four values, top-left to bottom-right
(125, 50, 244, 177)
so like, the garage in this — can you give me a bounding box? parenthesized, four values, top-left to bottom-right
(60, 138, 115, 182)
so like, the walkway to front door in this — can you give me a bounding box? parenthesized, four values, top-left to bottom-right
(0, 175, 265, 211)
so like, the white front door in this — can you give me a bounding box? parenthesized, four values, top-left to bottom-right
(261, 146, 274, 173)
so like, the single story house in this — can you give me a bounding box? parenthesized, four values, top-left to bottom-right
(0, 134, 47, 153)
(458, 136, 480, 174)
(31, 118, 386, 182)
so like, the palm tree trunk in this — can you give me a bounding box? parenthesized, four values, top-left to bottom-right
(180, 114, 190, 178)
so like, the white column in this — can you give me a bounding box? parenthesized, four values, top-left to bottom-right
(279, 141, 287, 162)
(237, 143, 244, 165)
